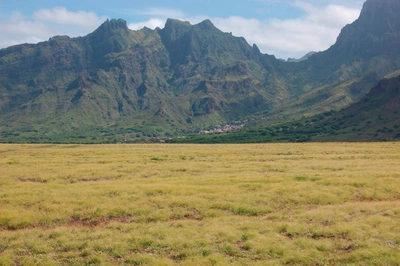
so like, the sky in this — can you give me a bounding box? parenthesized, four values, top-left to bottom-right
(0, 0, 365, 59)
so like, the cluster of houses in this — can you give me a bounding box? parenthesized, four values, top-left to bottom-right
(121, 121, 248, 143)
(123, 136, 171, 143)
(198, 123, 245, 135)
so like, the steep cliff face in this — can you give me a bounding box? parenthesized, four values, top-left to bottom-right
(361, 74, 400, 110)
(273, 0, 400, 120)
(332, 0, 400, 58)
(0, 18, 287, 141)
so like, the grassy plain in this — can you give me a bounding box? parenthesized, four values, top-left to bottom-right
(0, 143, 400, 265)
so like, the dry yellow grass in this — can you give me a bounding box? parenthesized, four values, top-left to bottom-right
(0, 143, 399, 265)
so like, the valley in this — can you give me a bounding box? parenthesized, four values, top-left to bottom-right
(1, 0, 399, 143)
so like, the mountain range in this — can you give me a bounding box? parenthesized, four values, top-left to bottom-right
(0, 0, 399, 143)
(171, 73, 400, 143)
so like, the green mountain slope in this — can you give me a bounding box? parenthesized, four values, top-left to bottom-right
(1, 0, 400, 143)
(315, 73, 400, 141)
(266, 0, 400, 122)
(0, 19, 285, 142)
(171, 74, 400, 143)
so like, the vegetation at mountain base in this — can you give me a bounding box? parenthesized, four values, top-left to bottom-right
(0, 0, 400, 143)
(1, 143, 400, 265)
(170, 74, 400, 143)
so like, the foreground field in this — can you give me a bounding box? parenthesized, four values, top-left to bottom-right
(0, 143, 400, 265)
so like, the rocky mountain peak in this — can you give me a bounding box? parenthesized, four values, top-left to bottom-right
(85, 18, 132, 55)
(358, 0, 400, 34)
(195, 19, 217, 31)
(160, 18, 192, 43)
(99, 19, 129, 31)
(88, 18, 129, 42)
(328, 0, 400, 59)
(164, 18, 191, 29)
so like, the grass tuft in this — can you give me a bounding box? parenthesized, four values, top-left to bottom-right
(0, 143, 399, 265)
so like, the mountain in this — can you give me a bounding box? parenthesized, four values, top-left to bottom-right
(0, 18, 288, 142)
(171, 73, 400, 143)
(315, 73, 400, 141)
(0, 0, 400, 143)
(287, 51, 316, 63)
(265, 0, 400, 122)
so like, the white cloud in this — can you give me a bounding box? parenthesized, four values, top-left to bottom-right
(127, 8, 187, 30)
(0, 11, 55, 48)
(33, 7, 107, 29)
(128, 18, 165, 31)
(0, 7, 107, 49)
(138, 8, 185, 18)
(0, 2, 362, 59)
(211, 3, 361, 59)
(125, 2, 361, 59)
(294, 1, 360, 28)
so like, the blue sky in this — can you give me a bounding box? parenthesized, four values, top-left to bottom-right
(0, 0, 364, 59)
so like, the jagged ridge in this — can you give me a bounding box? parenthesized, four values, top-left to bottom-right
(0, 0, 400, 143)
